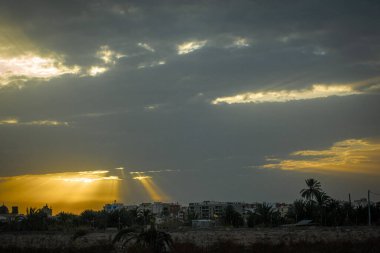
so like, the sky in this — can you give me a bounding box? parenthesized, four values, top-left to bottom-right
(0, 0, 380, 214)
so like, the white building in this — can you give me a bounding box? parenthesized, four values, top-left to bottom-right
(188, 201, 257, 219)
(274, 203, 291, 217)
(353, 198, 368, 208)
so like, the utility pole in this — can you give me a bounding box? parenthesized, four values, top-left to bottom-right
(368, 190, 371, 226)
(346, 193, 352, 224)
(348, 193, 351, 207)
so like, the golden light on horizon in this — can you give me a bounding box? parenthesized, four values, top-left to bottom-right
(262, 138, 380, 174)
(0, 170, 121, 214)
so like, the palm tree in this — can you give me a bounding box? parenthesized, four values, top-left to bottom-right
(300, 178, 322, 201)
(315, 191, 330, 225)
(291, 199, 306, 222)
(255, 203, 274, 225)
(113, 226, 173, 253)
(315, 191, 330, 207)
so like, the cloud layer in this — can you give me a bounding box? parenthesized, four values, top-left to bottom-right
(0, 0, 379, 205)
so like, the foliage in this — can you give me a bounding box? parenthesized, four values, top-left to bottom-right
(2, 237, 380, 253)
(247, 203, 283, 227)
(72, 228, 89, 240)
(113, 226, 173, 253)
(300, 178, 322, 201)
(223, 205, 244, 227)
(1, 178, 380, 232)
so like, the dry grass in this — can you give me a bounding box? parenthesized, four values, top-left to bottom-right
(1, 238, 379, 253)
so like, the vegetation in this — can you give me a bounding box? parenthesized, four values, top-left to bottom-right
(113, 226, 173, 253)
(300, 178, 322, 201)
(0, 178, 379, 233)
(286, 178, 380, 226)
(1, 238, 380, 253)
(222, 205, 244, 227)
(247, 203, 283, 227)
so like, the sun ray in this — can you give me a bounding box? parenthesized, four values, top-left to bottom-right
(132, 174, 169, 202)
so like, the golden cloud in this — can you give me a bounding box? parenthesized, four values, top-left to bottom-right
(0, 118, 69, 126)
(212, 78, 380, 104)
(177, 40, 207, 55)
(262, 138, 380, 175)
(0, 24, 81, 87)
(96, 45, 125, 64)
(87, 66, 108, 76)
(212, 84, 360, 104)
(0, 24, 127, 87)
(129, 169, 179, 174)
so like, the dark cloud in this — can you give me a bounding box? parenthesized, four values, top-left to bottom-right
(0, 0, 379, 203)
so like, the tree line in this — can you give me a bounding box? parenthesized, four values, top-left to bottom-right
(1, 178, 379, 232)
(227, 178, 380, 227)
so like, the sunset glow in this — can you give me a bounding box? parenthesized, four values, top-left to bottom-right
(262, 139, 380, 174)
(0, 170, 121, 214)
(0, 0, 380, 218)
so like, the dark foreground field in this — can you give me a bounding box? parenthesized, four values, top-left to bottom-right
(1, 238, 380, 253)
(1, 227, 380, 253)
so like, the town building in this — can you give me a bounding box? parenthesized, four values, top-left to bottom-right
(353, 198, 368, 207)
(0, 203, 9, 214)
(0, 203, 24, 223)
(188, 201, 258, 219)
(12, 206, 19, 215)
(41, 204, 53, 217)
(104, 202, 124, 213)
(274, 203, 291, 217)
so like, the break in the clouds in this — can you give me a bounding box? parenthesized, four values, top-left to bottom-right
(212, 84, 360, 104)
(0, 24, 80, 87)
(262, 139, 380, 175)
(87, 66, 109, 76)
(129, 169, 180, 174)
(137, 42, 155, 52)
(137, 60, 166, 69)
(0, 24, 124, 86)
(96, 45, 125, 64)
(0, 0, 380, 206)
(0, 54, 80, 87)
(0, 118, 69, 126)
(212, 77, 380, 104)
(228, 37, 250, 49)
(177, 40, 208, 55)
